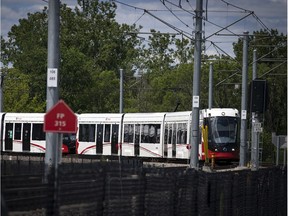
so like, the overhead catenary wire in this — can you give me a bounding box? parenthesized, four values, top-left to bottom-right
(204, 17, 239, 38)
(205, 12, 253, 40)
(162, 0, 195, 15)
(220, 0, 253, 13)
(160, 0, 193, 29)
(251, 13, 271, 34)
(144, 9, 194, 40)
(209, 41, 240, 63)
(132, 11, 146, 25)
(113, 0, 194, 40)
(112, 0, 279, 65)
(258, 60, 287, 78)
(220, 0, 272, 35)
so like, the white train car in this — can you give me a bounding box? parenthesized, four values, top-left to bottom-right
(77, 113, 124, 155)
(0, 113, 46, 153)
(164, 111, 192, 159)
(0, 108, 240, 161)
(0, 112, 78, 154)
(121, 112, 166, 158)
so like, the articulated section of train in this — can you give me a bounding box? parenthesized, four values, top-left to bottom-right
(0, 108, 240, 161)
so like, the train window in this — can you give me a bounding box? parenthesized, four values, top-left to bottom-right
(5, 123, 13, 139)
(104, 124, 111, 142)
(141, 124, 149, 143)
(156, 126, 160, 143)
(14, 123, 22, 140)
(164, 124, 168, 144)
(79, 124, 95, 142)
(183, 123, 187, 144)
(124, 124, 134, 143)
(32, 124, 45, 140)
(177, 124, 182, 144)
(168, 124, 172, 144)
(141, 124, 160, 144)
(172, 123, 176, 144)
(124, 124, 129, 142)
(135, 124, 140, 144)
(176, 123, 187, 144)
(128, 124, 134, 143)
(5, 123, 13, 150)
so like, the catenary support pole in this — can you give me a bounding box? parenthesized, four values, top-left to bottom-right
(239, 32, 249, 167)
(208, 63, 213, 109)
(45, 1, 60, 215)
(252, 49, 257, 80)
(45, 0, 60, 175)
(190, 0, 203, 169)
(276, 137, 280, 166)
(120, 69, 124, 113)
(251, 49, 259, 171)
(0, 70, 3, 113)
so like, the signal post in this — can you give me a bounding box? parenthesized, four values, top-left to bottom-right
(44, 100, 77, 215)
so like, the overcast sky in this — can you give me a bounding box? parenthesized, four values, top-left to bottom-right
(1, 0, 287, 57)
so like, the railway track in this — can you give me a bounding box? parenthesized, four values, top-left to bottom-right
(2, 151, 278, 172)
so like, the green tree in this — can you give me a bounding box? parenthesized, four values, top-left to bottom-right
(2, 10, 48, 112)
(3, 68, 45, 112)
(2, 0, 140, 112)
(233, 29, 287, 162)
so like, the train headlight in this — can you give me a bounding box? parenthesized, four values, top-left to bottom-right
(215, 148, 218, 151)
(232, 148, 235, 151)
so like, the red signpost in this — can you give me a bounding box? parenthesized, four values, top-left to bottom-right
(44, 100, 77, 133)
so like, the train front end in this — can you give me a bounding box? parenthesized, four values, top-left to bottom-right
(202, 108, 240, 161)
(62, 133, 78, 154)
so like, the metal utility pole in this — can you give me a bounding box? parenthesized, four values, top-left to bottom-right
(0, 68, 3, 151)
(208, 63, 213, 109)
(190, 0, 203, 169)
(251, 49, 260, 171)
(0, 69, 3, 113)
(119, 69, 124, 113)
(252, 49, 257, 80)
(45, 1, 60, 215)
(45, 0, 60, 171)
(239, 32, 249, 167)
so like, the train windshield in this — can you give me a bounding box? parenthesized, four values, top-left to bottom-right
(63, 133, 76, 142)
(62, 133, 77, 154)
(207, 116, 238, 146)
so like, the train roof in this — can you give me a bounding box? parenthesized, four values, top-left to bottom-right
(78, 113, 124, 123)
(3, 113, 45, 122)
(123, 112, 166, 123)
(165, 111, 192, 122)
(201, 108, 239, 118)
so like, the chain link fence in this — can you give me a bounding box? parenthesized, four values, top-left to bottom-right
(1, 154, 287, 216)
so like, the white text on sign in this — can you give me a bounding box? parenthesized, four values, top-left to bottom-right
(47, 68, 58, 87)
(54, 113, 66, 128)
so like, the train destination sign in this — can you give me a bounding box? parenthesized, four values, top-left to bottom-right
(44, 100, 77, 133)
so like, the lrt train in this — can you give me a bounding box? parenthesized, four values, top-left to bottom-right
(0, 108, 240, 161)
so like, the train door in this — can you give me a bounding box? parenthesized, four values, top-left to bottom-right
(134, 124, 140, 156)
(22, 123, 31, 151)
(96, 124, 103, 154)
(140, 124, 161, 157)
(164, 124, 168, 157)
(123, 124, 134, 156)
(78, 123, 96, 155)
(111, 124, 118, 155)
(166, 123, 176, 158)
(172, 123, 176, 158)
(5, 123, 13, 151)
